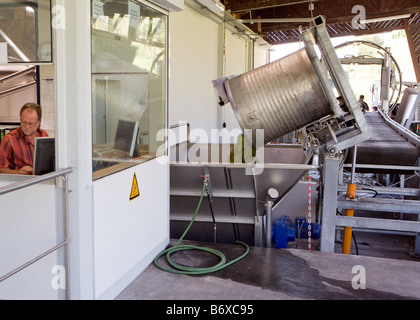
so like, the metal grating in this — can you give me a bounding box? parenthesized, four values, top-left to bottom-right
(223, 0, 420, 45)
(263, 18, 413, 45)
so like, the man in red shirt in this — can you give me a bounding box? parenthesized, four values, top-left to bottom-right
(0, 103, 49, 175)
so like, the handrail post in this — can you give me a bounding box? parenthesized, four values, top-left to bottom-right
(62, 173, 71, 300)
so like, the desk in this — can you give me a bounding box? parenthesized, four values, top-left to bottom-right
(92, 144, 154, 180)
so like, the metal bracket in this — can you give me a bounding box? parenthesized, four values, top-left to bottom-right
(301, 16, 371, 156)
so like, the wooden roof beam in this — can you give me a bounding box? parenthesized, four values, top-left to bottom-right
(265, 23, 406, 45)
(404, 18, 420, 81)
(253, 7, 420, 34)
(227, 0, 325, 13)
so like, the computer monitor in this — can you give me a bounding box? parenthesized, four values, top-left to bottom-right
(113, 120, 140, 157)
(33, 137, 55, 175)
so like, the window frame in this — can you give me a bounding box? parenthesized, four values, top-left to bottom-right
(90, 0, 169, 180)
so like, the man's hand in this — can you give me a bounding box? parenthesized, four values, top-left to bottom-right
(18, 166, 33, 175)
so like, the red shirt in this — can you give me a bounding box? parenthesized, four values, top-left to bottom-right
(0, 127, 49, 171)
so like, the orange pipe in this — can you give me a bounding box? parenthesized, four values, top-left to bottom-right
(342, 209, 354, 254)
(346, 183, 357, 200)
(342, 184, 356, 255)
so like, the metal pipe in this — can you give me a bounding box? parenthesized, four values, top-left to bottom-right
(336, 216, 420, 233)
(336, 226, 419, 236)
(327, 124, 339, 143)
(170, 122, 190, 144)
(0, 28, 29, 62)
(239, 18, 313, 24)
(0, 241, 68, 283)
(342, 146, 357, 255)
(0, 168, 73, 196)
(265, 188, 279, 248)
(334, 40, 403, 111)
(172, 162, 319, 170)
(0, 81, 37, 97)
(338, 185, 420, 197)
(338, 197, 420, 214)
(343, 163, 420, 171)
(350, 146, 357, 184)
(0, 66, 36, 83)
(265, 200, 273, 248)
(62, 174, 71, 300)
(342, 185, 356, 255)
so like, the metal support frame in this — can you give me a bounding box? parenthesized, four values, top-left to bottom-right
(319, 154, 340, 252)
(301, 16, 371, 156)
(307, 16, 420, 255)
(336, 216, 420, 233)
(301, 30, 343, 118)
(321, 158, 420, 253)
(416, 216, 420, 256)
(321, 158, 420, 254)
(265, 197, 274, 248)
(337, 197, 420, 214)
(264, 188, 279, 248)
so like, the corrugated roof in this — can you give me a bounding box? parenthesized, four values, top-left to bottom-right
(222, 0, 420, 45)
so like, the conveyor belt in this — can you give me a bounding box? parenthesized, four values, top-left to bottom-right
(349, 112, 420, 169)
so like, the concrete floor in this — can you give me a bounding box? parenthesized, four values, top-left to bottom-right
(116, 235, 420, 300)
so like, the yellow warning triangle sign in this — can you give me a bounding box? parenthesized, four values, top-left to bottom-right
(130, 173, 140, 201)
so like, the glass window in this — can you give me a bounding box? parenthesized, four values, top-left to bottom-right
(91, 0, 167, 180)
(0, 0, 52, 63)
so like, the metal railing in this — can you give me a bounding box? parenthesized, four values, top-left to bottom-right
(0, 28, 30, 62)
(170, 121, 190, 144)
(0, 168, 73, 299)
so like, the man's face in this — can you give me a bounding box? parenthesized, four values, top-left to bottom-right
(20, 109, 40, 137)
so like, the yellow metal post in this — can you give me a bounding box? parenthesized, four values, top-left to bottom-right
(342, 183, 357, 254)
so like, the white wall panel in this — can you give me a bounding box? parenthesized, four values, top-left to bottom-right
(221, 32, 247, 135)
(169, 4, 270, 144)
(93, 158, 169, 299)
(169, 5, 220, 143)
(0, 177, 60, 300)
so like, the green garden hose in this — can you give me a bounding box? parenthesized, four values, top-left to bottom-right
(153, 180, 250, 275)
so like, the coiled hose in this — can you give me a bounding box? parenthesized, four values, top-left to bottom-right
(153, 180, 250, 275)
